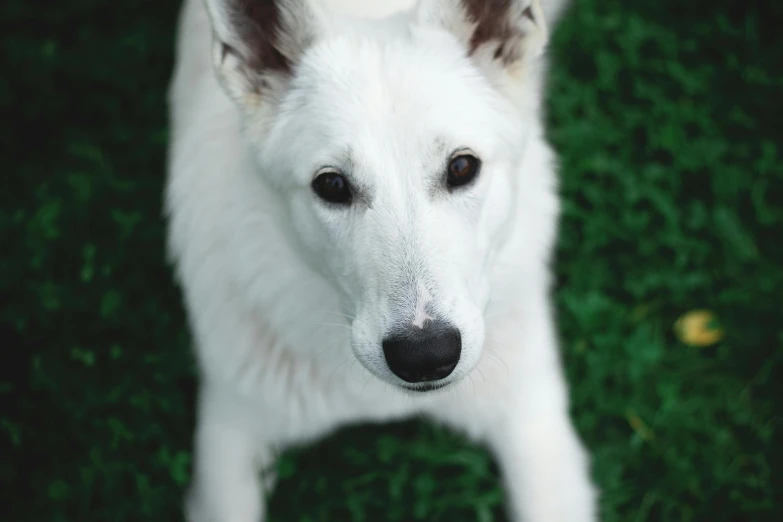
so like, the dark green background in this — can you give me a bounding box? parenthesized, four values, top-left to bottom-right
(2, 0, 781, 520)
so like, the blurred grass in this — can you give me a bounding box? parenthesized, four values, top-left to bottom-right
(1, 0, 781, 521)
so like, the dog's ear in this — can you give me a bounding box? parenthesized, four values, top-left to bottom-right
(204, 0, 328, 108)
(415, 0, 548, 74)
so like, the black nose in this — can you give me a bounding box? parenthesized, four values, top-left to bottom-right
(382, 322, 461, 383)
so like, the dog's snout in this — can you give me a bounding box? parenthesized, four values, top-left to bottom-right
(382, 322, 461, 383)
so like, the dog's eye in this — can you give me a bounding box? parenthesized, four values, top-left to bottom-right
(447, 154, 481, 188)
(312, 170, 352, 205)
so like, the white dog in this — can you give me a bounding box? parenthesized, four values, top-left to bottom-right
(166, 0, 597, 520)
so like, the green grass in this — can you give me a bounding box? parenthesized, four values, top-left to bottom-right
(2, 0, 781, 521)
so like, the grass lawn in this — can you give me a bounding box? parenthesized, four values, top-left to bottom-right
(2, 0, 781, 520)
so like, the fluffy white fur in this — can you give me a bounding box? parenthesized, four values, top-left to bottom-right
(166, 0, 597, 520)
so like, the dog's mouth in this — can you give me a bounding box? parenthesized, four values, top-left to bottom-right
(401, 381, 451, 393)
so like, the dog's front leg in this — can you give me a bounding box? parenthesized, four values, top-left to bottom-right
(488, 405, 598, 522)
(185, 390, 272, 522)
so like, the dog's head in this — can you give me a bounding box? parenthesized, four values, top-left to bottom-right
(205, 0, 550, 392)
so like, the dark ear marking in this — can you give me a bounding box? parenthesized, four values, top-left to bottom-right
(220, 41, 235, 64)
(228, 0, 292, 74)
(459, 0, 540, 64)
(463, 0, 511, 55)
(207, 0, 327, 102)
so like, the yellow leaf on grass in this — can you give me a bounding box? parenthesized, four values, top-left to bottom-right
(674, 309, 724, 347)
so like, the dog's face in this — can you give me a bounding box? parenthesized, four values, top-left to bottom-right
(206, 0, 548, 391)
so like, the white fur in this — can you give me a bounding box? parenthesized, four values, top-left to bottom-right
(166, 0, 596, 520)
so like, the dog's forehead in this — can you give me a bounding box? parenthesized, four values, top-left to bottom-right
(291, 34, 507, 152)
